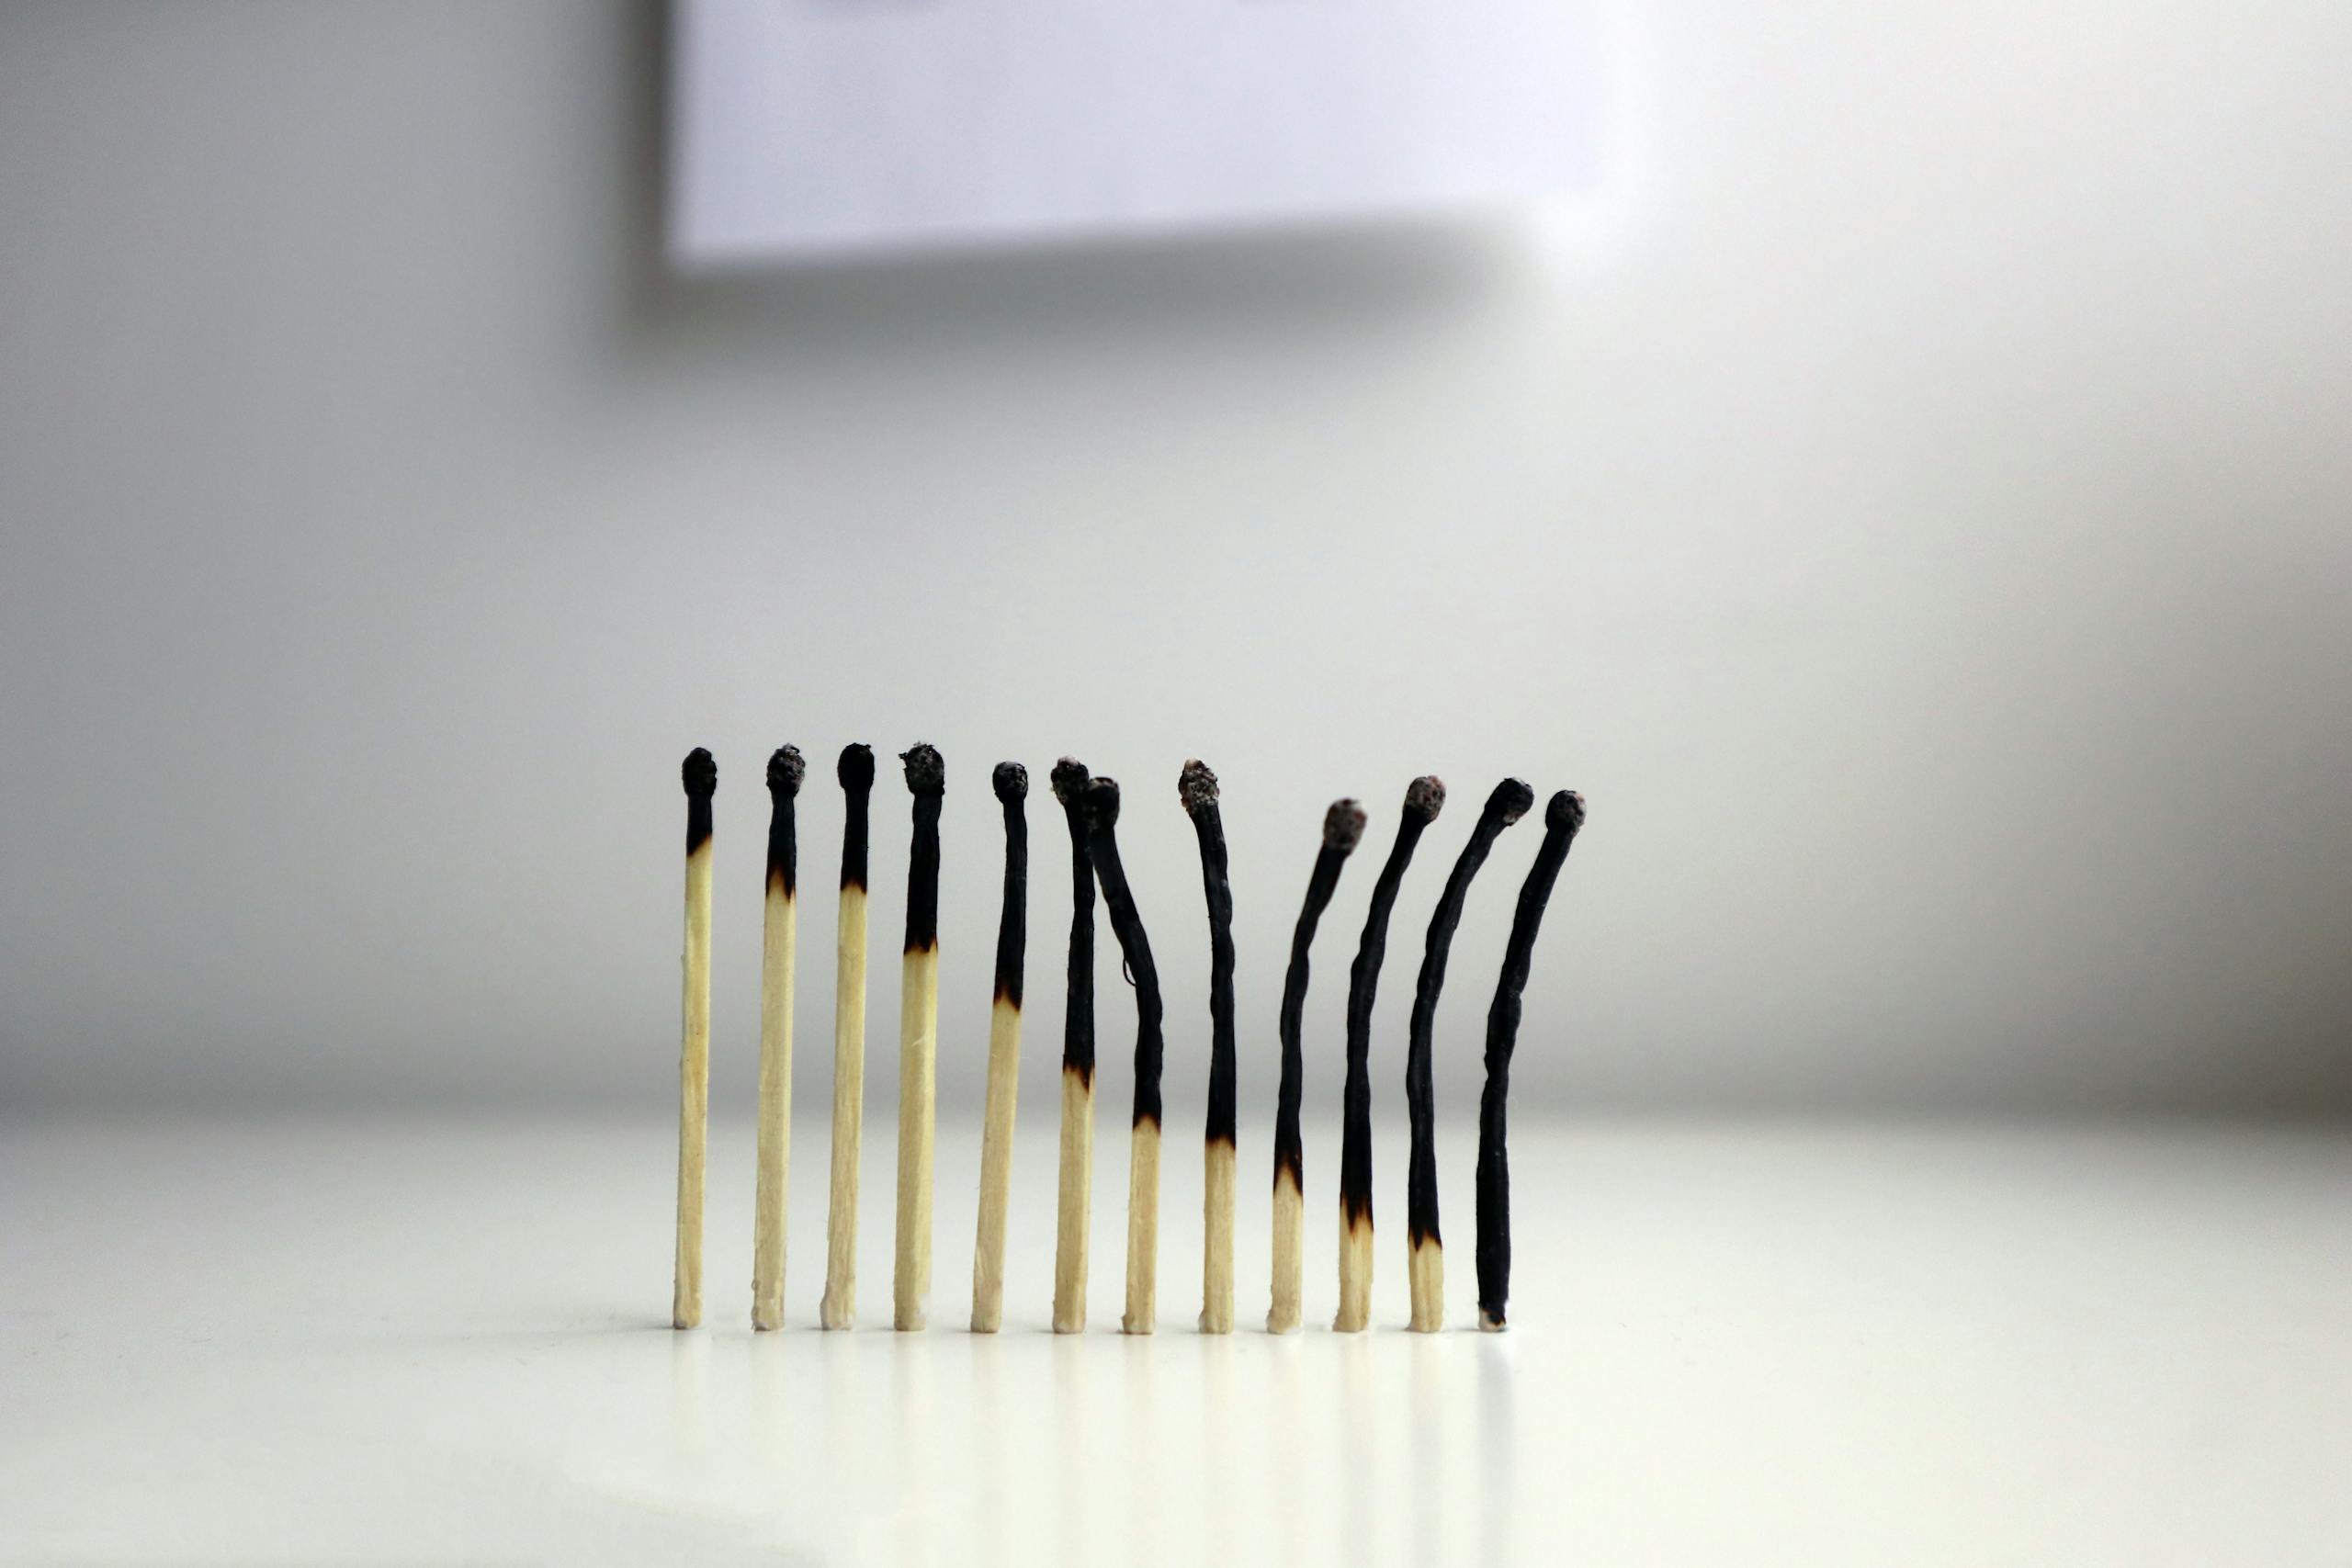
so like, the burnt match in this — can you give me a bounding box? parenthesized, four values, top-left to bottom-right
(1179, 761, 1238, 1334)
(1269, 796, 1365, 1333)
(894, 742, 945, 1331)
(1084, 776, 1167, 1335)
(1476, 789, 1585, 1332)
(673, 747, 718, 1330)
(1335, 774, 1445, 1333)
(819, 743, 875, 1330)
(970, 761, 1028, 1333)
(752, 745, 805, 1331)
(1405, 775, 1534, 1333)
(1049, 759, 1097, 1334)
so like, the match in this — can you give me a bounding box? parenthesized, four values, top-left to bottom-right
(1405, 775, 1534, 1333)
(970, 761, 1028, 1333)
(752, 745, 804, 1331)
(1270, 796, 1365, 1333)
(1178, 761, 1238, 1335)
(1083, 776, 1166, 1335)
(1476, 789, 1585, 1332)
(819, 743, 875, 1330)
(1335, 774, 1445, 1332)
(1049, 758, 1097, 1334)
(894, 743, 945, 1331)
(673, 747, 718, 1330)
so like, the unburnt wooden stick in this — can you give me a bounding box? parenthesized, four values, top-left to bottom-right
(1083, 776, 1166, 1335)
(1049, 758, 1097, 1334)
(1179, 761, 1238, 1334)
(1335, 775, 1445, 1332)
(894, 742, 945, 1331)
(820, 743, 875, 1329)
(673, 747, 718, 1330)
(1405, 776, 1533, 1333)
(1269, 797, 1365, 1333)
(1476, 789, 1585, 1331)
(752, 745, 805, 1331)
(971, 761, 1028, 1333)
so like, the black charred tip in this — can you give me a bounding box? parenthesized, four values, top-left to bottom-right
(765, 745, 806, 796)
(1547, 789, 1586, 833)
(1050, 757, 1091, 805)
(1178, 759, 1219, 815)
(837, 743, 876, 792)
(1404, 774, 1447, 821)
(1323, 798, 1368, 853)
(1487, 777, 1537, 826)
(900, 742, 944, 795)
(681, 748, 717, 798)
(992, 761, 1028, 803)
(1082, 775, 1122, 829)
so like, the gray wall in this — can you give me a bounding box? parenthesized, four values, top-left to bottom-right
(3, 2, 2346, 1119)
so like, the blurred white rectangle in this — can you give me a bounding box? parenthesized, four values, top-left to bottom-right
(669, 0, 1601, 265)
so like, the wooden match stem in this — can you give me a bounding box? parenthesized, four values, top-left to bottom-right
(1049, 760, 1095, 1334)
(1271, 802, 1362, 1333)
(673, 749, 716, 1330)
(752, 747, 803, 1331)
(820, 745, 874, 1330)
(1181, 761, 1238, 1335)
(894, 746, 944, 1331)
(1083, 777, 1165, 1336)
(971, 763, 1027, 1334)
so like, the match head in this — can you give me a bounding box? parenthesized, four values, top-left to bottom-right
(992, 761, 1029, 803)
(1178, 759, 1219, 816)
(837, 743, 876, 793)
(1404, 774, 1446, 822)
(1323, 798, 1368, 853)
(681, 748, 718, 798)
(765, 745, 806, 797)
(1049, 756, 1091, 806)
(1486, 777, 1537, 826)
(1082, 774, 1122, 830)
(900, 742, 945, 795)
(1547, 789, 1586, 834)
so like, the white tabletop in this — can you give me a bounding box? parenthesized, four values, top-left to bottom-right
(4, 1112, 2346, 1565)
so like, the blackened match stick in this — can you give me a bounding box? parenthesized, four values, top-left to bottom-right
(752, 745, 805, 1331)
(673, 747, 718, 1330)
(1476, 790, 1585, 1332)
(1404, 776, 1534, 1331)
(1178, 761, 1238, 1334)
(970, 761, 1028, 1333)
(894, 743, 945, 1331)
(819, 743, 875, 1330)
(1083, 776, 1167, 1335)
(1049, 759, 1097, 1334)
(1335, 775, 1445, 1332)
(1269, 797, 1366, 1333)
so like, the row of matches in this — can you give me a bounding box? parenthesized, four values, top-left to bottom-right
(672, 743, 1587, 1337)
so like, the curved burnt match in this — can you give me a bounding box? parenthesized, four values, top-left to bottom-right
(820, 742, 876, 1330)
(673, 747, 718, 1329)
(1404, 775, 1534, 1332)
(1268, 796, 1365, 1332)
(1083, 775, 1167, 1333)
(894, 743, 945, 1330)
(970, 761, 1029, 1332)
(1476, 789, 1585, 1331)
(1049, 758, 1097, 1333)
(1334, 774, 1444, 1331)
(752, 745, 805, 1330)
(1179, 760, 1238, 1333)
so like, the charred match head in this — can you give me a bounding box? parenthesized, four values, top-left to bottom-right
(1405, 774, 1447, 822)
(766, 745, 806, 797)
(1082, 774, 1122, 830)
(1550, 788, 1587, 834)
(1052, 758, 1096, 1090)
(836, 743, 875, 893)
(764, 746, 805, 896)
(1488, 776, 1537, 827)
(901, 742, 945, 796)
(837, 742, 876, 793)
(900, 744, 944, 955)
(991, 761, 1029, 1009)
(682, 748, 717, 853)
(993, 761, 1029, 804)
(1051, 756, 1091, 806)
(1178, 759, 1219, 816)
(1323, 798, 1367, 852)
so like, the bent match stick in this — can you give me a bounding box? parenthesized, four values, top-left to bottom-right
(1405, 776, 1533, 1332)
(1179, 761, 1238, 1334)
(1335, 775, 1445, 1332)
(752, 745, 805, 1331)
(1269, 797, 1365, 1333)
(894, 743, 945, 1331)
(1049, 759, 1097, 1333)
(1083, 776, 1166, 1335)
(1476, 790, 1585, 1332)
(673, 747, 718, 1330)
(971, 761, 1028, 1333)
(820, 743, 876, 1329)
